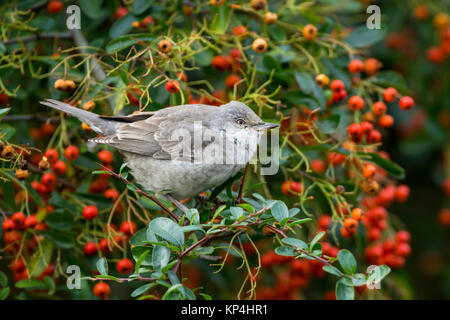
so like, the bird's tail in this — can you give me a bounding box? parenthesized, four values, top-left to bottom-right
(39, 99, 118, 135)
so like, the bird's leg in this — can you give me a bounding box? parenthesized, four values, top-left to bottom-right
(165, 194, 189, 214)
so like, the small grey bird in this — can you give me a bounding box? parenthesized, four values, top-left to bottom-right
(39, 99, 278, 210)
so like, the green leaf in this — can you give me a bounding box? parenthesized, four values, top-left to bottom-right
(275, 246, 296, 256)
(78, 0, 102, 19)
(106, 33, 155, 54)
(37, 230, 75, 249)
(268, 24, 287, 42)
(135, 249, 151, 273)
(96, 257, 108, 276)
(344, 25, 387, 48)
(362, 152, 405, 179)
(109, 14, 137, 39)
(288, 208, 300, 217)
(129, 228, 149, 246)
(336, 278, 354, 300)
(281, 237, 308, 249)
(131, 282, 157, 298)
(15, 279, 46, 290)
(149, 217, 184, 248)
(310, 231, 325, 249)
(210, 2, 231, 34)
(230, 207, 244, 220)
(152, 245, 170, 272)
(0, 107, 11, 119)
(0, 271, 7, 287)
(371, 71, 409, 94)
(271, 201, 289, 222)
(132, 0, 153, 14)
(323, 265, 343, 277)
(28, 240, 53, 277)
(316, 114, 341, 134)
(367, 265, 391, 287)
(186, 209, 200, 225)
(45, 211, 76, 230)
(0, 287, 9, 300)
(338, 249, 357, 274)
(294, 72, 315, 95)
(352, 273, 368, 287)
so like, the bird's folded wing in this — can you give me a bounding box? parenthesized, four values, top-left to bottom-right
(90, 115, 213, 161)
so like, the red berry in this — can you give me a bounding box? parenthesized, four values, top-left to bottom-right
(12, 212, 26, 229)
(438, 209, 450, 226)
(52, 160, 67, 175)
(399, 96, 414, 110)
(443, 177, 450, 196)
(229, 48, 241, 61)
(116, 258, 133, 274)
(98, 150, 113, 164)
(330, 80, 345, 92)
(372, 101, 387, 115)
(65, 145, 79, 161)
(318, 215, 332, 230)
(165, 80, 180, 93)
(232, 25, 247, 37)
(367, 130, 382, 144)
(44, 148, 59, 164)
(396, 230, 411, 243)
(82, 205, 99, 220)
(225, 74, 241, 89)
(281, 181, 302, 196)
(24, 215, 38, 229)
(93, 282, 110, 299)
(348, 59, 364, 73)
(367, 228, 381, 242)
(2, 219, 15, 232)
(48, 0, 63, 14)
(10, 258, 25, 272)
(395, 185, 410, 202)
(348, 95, 364, 111)
(99, 238, 112, 253)
(211, 55, 233, 71)
(360, 121, 373, 134)
(120, 221, 137, 235)
(114, 7, 128, 20)
(347, 123, 362, 141)
(104, 189, 120, 202)
(383, 87, 398, 103)
(84, 242, 98, 256)
(311, 159, 325, 174)
(395, 242, 411, 257)
(41, 172, 57, 188)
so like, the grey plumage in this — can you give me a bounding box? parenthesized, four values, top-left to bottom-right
(39, 99, 278, 200)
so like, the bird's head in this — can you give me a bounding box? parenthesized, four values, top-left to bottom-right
(219, 101, 279, 134)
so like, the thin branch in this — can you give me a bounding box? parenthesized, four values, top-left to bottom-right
(1, 32, 72, 45)
(97, 163, 180, 223)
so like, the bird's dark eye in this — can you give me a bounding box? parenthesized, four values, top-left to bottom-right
(236, 119, 245, 125)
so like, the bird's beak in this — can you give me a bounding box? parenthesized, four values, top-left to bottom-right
(254, 122, 279, 131)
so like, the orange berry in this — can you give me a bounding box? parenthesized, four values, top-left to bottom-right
(98, 150, 113, 164)
(399, 96, 414, 110)
(343, 217, 358, 232)
(348, 59, 364, 73)
(362, 163, 377, 179)
(232, 26, 247, 37)
(52, 160, 67, 175)
(252, 38, 268, 53)
(364, 58, 381, 75)
(158, 39, 171, 53)
(348, 95, 364, 111)
(383, 87, 398, 103)
(225, 74, 241, 89)
(372, 101, 387, 116)
(315, 74, 330, 87)
(303, 24, 318, 40)
(351, 208, 363, 220)
(378, 114, 394, 128)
